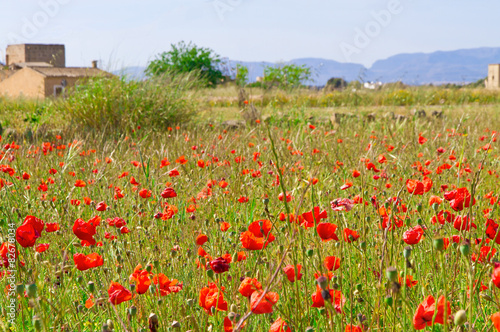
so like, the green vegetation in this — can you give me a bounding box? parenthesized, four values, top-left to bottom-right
(263, 63, 312, 88)
(146, 41, 224, 87)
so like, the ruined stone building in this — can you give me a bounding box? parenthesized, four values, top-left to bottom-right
(0, 44, 110, 99)
(486, 64, 500, 89)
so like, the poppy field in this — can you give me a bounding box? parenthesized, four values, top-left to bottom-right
(4, 111, 500, 332)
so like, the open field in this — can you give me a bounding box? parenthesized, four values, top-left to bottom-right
(2, 83, 500, 331)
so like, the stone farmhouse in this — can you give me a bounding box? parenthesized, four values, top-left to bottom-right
(0, 44, 110, 99)
(486, 64, 500, 89)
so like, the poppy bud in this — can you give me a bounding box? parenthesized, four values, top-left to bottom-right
(33, 316, 42, 331)
(460, 243, 470, 256)
(230, 304, 238, 312)
(129, 306, 137, 317)
(480, 293, 493, 302)
(360, 241, 367, 250)
(416, 204, 423, 213)
(385, 267, 398, 282)
(263, 198, 269, 205)
(149, 285, 157, 294)
(305, 327, 315, 332)
(106, 320, 114, 330)
(148, 313, 159, 332)
(355, 284, 362, 291)
(432, 203, 439, 212)
(102, 323, 110, 332)
(332, 283, 339, 290)
(384, 295, 393, 306)
(206, 269, 215, 280)
(186, 299, 194, 307)
(228, 312, 238, 322)
(211, 306, 217, 315)
(454, 309, 467, 326)
(171, 321, 181, 328)
(154, 212, 163, 219)
(365, 216, 371, 222)
(88, 281, 95, 293)
(307, 249, 314, 257)
(433, 238, 444, 251)
(130, 284, 136, 292)
(27, 283, 37, 298)
(316, 276, 328, 290)
(321, 289, 331, 301)
(403, 246, 412, 258)
(417, 218, 423, 225)
(232, 252, 238, 262)
(16, 283, 25, 296)
(209, 257, 230, 274)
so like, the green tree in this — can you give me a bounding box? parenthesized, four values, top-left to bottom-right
(263, 64, 312, 88)
(235, 64, 249, 87)
(146, 41, 224, 87)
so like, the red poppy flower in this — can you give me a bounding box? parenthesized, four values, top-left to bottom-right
(352, 170, 361, 178)
(16, 215, 44, 248)
(161, 187, 177, 198)
(106, 217, 126, 228)
(238, 196, 249, 203)
(418, 134, 427, 145)
(169, 169, 180, 177)
(431, 210, 455, 225)
(240, 220, 275, 250)
(269, 317, 292, 332)
(301, 207, 328, 228)
(74, 179, 86, 187)
(250, 290, 279, 314)
(72, 217, 100, 246)
(398, 275, 418, 288)
(486, 219, 500, 244)
(0, 242, 17, 268)
(153, 273, 183, 296)
(311, 287, 345, 313)
(199, 283, 228, 315)
(95, 201, 108, 211)
(406, 179, 424, 195)
(343, 228, 360, 243)
(139, 188, 152, 198)
(238, 277, 262, 297)
(444, 187, 475, 211)
(492, 312, 500, 332)
(209, 257, 230, 273)
(324, 256, 341, 271)
(413, 295, 451, 330)
(278, 192, 293, 202)
(176, 155, 188, 165)
(330, 198, 355, 212)
(453, 215, 476, 231)
(283, 264, 302, 282)
(340, 181, 353, 190)
(108, 282, 132, 305)
(493, 263, 500, 288)
(73, 253, 104, 271)
(345, 325, 364, 332)
(220, 222, 231, 231)
(35, 243, 50, 253)
(472, 246, 496, 263)
(316, 223, 339, 242)
(196, 234, 208, 246)
(403, 225, 424, 245)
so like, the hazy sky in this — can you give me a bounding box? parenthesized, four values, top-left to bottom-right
(0, 0, 498, 69)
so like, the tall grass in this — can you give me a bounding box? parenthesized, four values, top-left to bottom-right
(55, 72, 202, 133)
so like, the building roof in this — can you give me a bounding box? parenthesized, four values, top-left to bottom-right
(29, 67, 109, 78)
(12, 62, 54, 68)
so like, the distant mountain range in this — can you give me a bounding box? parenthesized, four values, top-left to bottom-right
(115, 47, 500, 86)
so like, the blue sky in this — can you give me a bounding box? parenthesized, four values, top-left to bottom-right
(0, 0, 498, 69)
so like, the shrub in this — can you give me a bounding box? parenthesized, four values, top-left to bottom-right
(55, 72, 200, 133)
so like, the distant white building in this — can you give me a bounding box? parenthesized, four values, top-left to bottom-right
(363, 81, 382, 90)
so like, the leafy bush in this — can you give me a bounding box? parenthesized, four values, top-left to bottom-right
(146, 41, 224, 87)
(55, 73, 200, 132)
(235, 64, 249, 87)
(263, 64, 312, 88)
